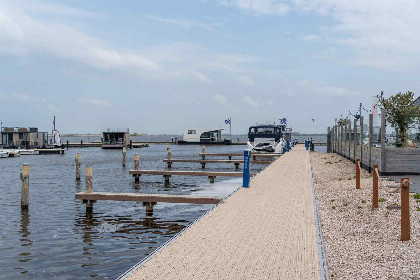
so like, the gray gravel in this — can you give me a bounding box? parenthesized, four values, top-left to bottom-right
(311, 152, 420, 280)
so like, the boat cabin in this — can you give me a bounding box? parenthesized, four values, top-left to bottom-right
(1, 127, 47, 148)
(102, 129, 130, 149)
(178, 129, 229, 145)
(248, 124, 283, 143)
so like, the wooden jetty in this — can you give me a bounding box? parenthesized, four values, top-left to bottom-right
(75, 192, 222, 205)
(163, 158, 271, 169)
(129, 170, 256, 184)
(35, 148, 65, 155)
(199, 153, 281, 160)
(121, 146, 324, 280)
(66, 142, 149, 148)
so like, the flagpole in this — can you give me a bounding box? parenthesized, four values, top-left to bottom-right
(230, 117, 232, 142)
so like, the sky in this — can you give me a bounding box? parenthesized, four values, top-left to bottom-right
(1, 0, 420, 134)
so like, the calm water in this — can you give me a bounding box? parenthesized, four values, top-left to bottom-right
(0, 144, 270, 279)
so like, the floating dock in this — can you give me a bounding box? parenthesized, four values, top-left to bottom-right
(121, 145, 324, 280)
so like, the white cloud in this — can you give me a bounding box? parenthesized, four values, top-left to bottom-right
(12, 92, 35, 102)
(300, 34, 320, 42)
(145, 15, 222, 31)
(243, 96, 259, 106)
(234, 74, 254, 86)
(78, 98, 110, 107)
(10, 92, 59, 112)
(46, 104, 59, 112)
(213, 94, 228, 104)
(221, 0, 290, 16)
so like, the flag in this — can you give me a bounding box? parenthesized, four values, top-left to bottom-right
(279, 118, 287, 125)
(225, 118, 231, 125)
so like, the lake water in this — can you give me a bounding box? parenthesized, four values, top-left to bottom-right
(0, 136, 326, 279)
(0, 144, 269, 279)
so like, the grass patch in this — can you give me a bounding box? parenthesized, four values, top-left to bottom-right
(357, 205, 363, 209)
(361, 200, 366, 204)
(416, 207, 420, 212)
(332, 206, 336, 209)
(379, 198, 387, 202)
(338, 178, 343, 181)
(330, 199, 335, 202)
(413, 193, 420, 199)
(326, 161, 333, 164)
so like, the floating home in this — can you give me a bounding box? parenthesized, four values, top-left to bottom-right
(102, 129, 130, 149)
(1, 127, 46, 148)
(178, 129, 231, 145)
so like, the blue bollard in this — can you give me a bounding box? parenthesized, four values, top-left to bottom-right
(243, 149, 251, 188)
(286, 140, 290, 152)
(305, 139, 308, 150)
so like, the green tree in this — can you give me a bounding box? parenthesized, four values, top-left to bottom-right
(381, 91, 420, 148)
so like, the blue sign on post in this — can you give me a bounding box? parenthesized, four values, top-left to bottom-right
(305, 139, 308, 150)
(243, 149, 251, 188)
(286, 140, 290, 152)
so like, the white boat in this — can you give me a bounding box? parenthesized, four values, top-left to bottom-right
(0, 151, 9, 158)
(2, 149, 21, 157)
(247, 124, 287, 153)
(18, 149, 39, 155)
(177, 129, 231, 145)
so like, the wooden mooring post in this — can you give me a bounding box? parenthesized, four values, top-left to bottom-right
(122, 147, 126, 167)
(134, 154, 140, 183)
(202, 145, 206, 160)
(401, 178, 410, 241)
(356, 158, 361, 189)
(143, 202, 157, 216)
(372, 164, 378, 209)
(20, 163, 29, 209)
(85, 167, 94, 211)
(75, 153, 81, 180)
(167, 145, 172, 168)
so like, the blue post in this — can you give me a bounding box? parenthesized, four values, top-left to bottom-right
(287, 140, 290, 152)
(243, 149, 251, 188)
(305, 139, 308, 150)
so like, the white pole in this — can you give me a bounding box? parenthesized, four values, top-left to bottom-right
(230, 117, 232, 142)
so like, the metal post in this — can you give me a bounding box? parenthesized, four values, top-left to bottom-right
(360, 116, 364, 167)
(369, 114, 373, 172)
(401, 178, 410, 241)
(380, 108, 386, 173)
(243, 149, 251, 188)
(353, 118, 357, 162)
(372, 164, 378, 209)
(20, 164, 29, 209)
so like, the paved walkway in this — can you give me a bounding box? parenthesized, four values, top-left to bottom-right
(125, 146, 321, 280)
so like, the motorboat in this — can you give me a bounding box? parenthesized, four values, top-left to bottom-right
(247, 124, 287, 153)
(0, 151, 8, 158)
(177, 129, 231, 145)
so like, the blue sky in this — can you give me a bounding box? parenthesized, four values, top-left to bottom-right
(1, 0, 419, 134)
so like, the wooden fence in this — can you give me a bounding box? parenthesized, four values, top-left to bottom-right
(327, 108, 420, 175)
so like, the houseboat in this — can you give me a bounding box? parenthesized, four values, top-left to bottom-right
(102, 129, 130, 149)
(177, 129, 231, 145)
(247, 124, 290, 153)
(1, 127, 47, 148)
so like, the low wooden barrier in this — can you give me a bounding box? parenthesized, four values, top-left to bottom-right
(163, 159, 271, 169)
(129, 170, 255, 185)
(199, 153, 281, 160)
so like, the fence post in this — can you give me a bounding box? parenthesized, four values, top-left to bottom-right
(75, 153, 81, 180)
(20, 163, 29, 209)
(360, 116, 364, 168)
(122, 147, 126, 167)
(353, 118, 357, 163)
(356, 158, 361, 189)
(380, 108, 386, 173)
(372, 164, 378, 209)
(369, 114, 373, 172)
(348, 120, 351, 159)
(401, 178, 410, 241)
(243, 149, 251, 188)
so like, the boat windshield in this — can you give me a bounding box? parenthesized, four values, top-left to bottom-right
(248, 125, 282, 142)
(252, 127, 277, 134)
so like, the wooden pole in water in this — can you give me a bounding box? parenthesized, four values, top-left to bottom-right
(401, 178, 410, 241)
(122, 147, 126, 167)
(134, 154, 140, 183)
(75, 153, 81, 181)
(372, 164, 378, 209)
(202, 145, 206, 160)
(85, 167, 93, 210)
(20, 163, 29, 209)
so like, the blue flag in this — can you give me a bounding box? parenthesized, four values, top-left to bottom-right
(225, 118, 231, 125)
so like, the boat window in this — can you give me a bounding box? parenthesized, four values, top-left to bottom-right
(255, 127, 275, 134)
(188, 130, 196, 135)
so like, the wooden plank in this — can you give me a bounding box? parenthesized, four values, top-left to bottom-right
(129, 170, 256, 177)
(199, 153, 280, 157)
(163, 159, 271, 164)
(75, 192, 222, 204)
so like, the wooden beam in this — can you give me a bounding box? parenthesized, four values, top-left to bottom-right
(198, 153, 281, 157)
(129, 170, 256, 177)
(163, 159, 271, 164)
(75, 192, 222, 204)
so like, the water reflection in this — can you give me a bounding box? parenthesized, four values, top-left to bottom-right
(18, 208, 32, 274)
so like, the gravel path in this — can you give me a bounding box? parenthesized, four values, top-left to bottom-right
(311, 152, 420, 280)
(124, 146, 321, 280)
